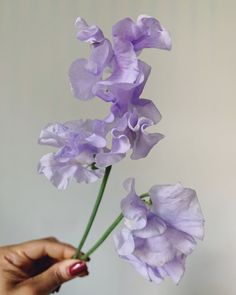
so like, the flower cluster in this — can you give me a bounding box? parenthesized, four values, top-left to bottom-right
(38, 15, 204, 287)
(114, 179, 204, 284)
(38, 15, 171, 189)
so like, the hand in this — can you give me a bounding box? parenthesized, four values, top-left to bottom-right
(0, 237, 88, 295)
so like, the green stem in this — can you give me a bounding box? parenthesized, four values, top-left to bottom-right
(80, 213, 124, 260)
(73, 165, 112, 259)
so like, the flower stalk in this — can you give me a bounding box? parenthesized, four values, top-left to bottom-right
(81, 213, 124, 260)
(73, 165, 112, 259)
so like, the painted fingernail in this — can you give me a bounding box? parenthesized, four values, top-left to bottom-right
(69, 261, 87, 277)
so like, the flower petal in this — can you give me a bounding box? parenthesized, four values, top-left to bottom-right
(69, 58, 101, 100)
(150, 183, 205, 240)
(75, 17, 105, 43)
(114, 228, 135, 256)
(38, 153, 77, 190)
(130, 118, 164, 159)
(135, 15, 172, 51)
(162, 255, 186, 285)
(133, 215, 167, 238)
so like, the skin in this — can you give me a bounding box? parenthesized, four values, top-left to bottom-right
(0, 237, 88, 295)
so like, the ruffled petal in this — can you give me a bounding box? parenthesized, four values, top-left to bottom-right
(69, 58, 101, 100)
(133, 215, 167, 238)
(162, 255, 186, 284)
(114, 228, 135, 256)
(135, 15, 172, 51)
(134, 233, 175, 267)
(130, 118, 164, 159)
(75, 17, 104, 43)
(147, 266, 164, 284)
(150, 183, 205, 240)
(38, 123, 69, 147)
(120, 178, 148, 230)
(133, 98, 162, 124)
(38, 153, 77, 190)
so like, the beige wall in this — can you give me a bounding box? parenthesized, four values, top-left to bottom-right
(0, 1, 235, 294)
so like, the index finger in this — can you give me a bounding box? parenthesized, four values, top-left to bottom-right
(12, 237, 76, 261)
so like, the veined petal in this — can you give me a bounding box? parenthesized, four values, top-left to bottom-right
(150, 183, 205, 240)
(69, 58, 101, 100)
(38, 153, 77, 190)
(38, 123, 69, 147)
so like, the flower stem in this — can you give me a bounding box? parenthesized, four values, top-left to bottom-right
(80, 213, 124, 260)
(73, 165, 112, 259)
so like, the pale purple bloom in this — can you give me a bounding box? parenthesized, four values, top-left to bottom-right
(114, 179, 204, 284)
(38, 118, 136, 188)
(38, 119, 107, 189)
(69, 16, 171, 114)
(96, 13, 172, 103)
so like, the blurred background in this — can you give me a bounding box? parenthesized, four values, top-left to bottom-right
(0, 1, 235, 294)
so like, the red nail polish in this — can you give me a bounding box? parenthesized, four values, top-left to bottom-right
(69, 262, 87, 276)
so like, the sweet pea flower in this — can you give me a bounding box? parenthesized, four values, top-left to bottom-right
(114, 179, 204, 284)
(94, 15, 171, 102)
(38, 118, 137, 188)
(38, 119, 107, 189)
(69, 16, 171, 113)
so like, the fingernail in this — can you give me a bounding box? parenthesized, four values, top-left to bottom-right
(69, 261, 87, 277)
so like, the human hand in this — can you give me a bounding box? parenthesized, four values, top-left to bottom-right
(0, 237, 88, 295)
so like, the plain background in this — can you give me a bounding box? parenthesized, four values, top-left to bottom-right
(0, 1, 235, 294)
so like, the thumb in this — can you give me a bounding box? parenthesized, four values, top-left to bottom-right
(26, 259, 88, 295)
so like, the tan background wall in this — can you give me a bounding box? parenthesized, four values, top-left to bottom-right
(0, 1, 235, 294)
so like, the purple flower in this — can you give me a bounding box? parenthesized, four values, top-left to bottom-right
(38, 119, 107, 189)
(38, 118, 138, 188)
(69, 16, 171, 112)
(96, 14, 172, 104)
(114, 179, 204, 284)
